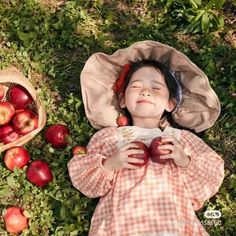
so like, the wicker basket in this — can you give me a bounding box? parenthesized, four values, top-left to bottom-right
(0, 67, 47, 153)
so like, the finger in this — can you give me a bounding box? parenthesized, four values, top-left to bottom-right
(128, 157, 145, 164)
(120, 142, 139, 151)
(124, 149, 144, 156)
(162, 137, 184, 150)
(158, 144, 174, 151)
(161, 136, 179, 145)
(160, 154, 173, 159)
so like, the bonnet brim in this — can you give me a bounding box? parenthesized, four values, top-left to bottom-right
(80, 40, 220, 133)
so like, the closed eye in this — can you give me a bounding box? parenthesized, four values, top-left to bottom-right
(153, 87, 160, 90)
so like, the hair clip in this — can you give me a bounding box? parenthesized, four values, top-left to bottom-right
(113, 63, 131, 94)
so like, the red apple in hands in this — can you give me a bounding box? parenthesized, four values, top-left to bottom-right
(4, 146, 30, 171)
(128, 141, 150, 167)
(26, 160, 53, 187)
(0, 84, 5, 100)
(4, 206, 28, 234)
(8, 85, 33, 109)
(45, 124, 70, 148)
(149, 137, 172, 164)
(0, 101, 15, 125)
(73, 146, 86, 155)
(12, 109, 38, 135)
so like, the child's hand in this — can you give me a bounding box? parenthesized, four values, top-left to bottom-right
(158, 136, 191, 168)
(102, 143, 145, 171)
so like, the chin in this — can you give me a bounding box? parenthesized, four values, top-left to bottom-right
(132, 114, 161, 121)
(127, 106, 164, 120)
(135, 109, 162, 117)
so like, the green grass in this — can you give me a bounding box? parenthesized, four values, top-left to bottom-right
(0, 0, 235, 235)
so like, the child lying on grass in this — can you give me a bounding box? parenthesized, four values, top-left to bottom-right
(68, 41, 224, 236)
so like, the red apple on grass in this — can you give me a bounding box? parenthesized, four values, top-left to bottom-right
(0, 101, 15, 125)
(26, 160, 53, 187)
(2, 131, 20, 144)
(72, 145, 86, 155)
(4, 206, 28, 234)
(116, 115, 128, 127)
(0, 84, 5, 100)
(12, 109, 38, 135)
(45, 124, 70, 148)
(8, 85, 33, 109)
(149, 137, 172, 164)
(4, 146, 30, 171)
(128, 141, 150, 167)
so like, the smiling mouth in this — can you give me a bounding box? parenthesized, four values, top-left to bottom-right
(137, 100, 154, 104)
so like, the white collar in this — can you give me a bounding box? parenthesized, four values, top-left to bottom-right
(116, 126, 181, 149)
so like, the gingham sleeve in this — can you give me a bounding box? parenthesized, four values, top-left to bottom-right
(68, 127, 117, 198)
(178, 130, 225, 211)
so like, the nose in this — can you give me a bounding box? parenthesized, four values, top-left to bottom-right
(140, 88, 151, 97)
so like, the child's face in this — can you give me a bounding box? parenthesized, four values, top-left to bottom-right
(120, 66, 175, 120)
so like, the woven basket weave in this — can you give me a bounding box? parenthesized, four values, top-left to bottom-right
(0, 67, 47, 153)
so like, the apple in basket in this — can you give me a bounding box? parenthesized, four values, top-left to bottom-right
(149, 137, 172, 164)
(0, 125, 20, 144)
(26, 160, 53, 187)
(12, 109, 38, 135)
(0, 125, 14, 141)
(2, 131, 20, 144)
(0, 84, 5, 100)
(8, 85, 33, 109)
(128, 141, 150, 167)
(3, 206, 28, 234)
(45, 124, 70, 148)
(0, 101, 15, 125)
(4, 146, 30, 171)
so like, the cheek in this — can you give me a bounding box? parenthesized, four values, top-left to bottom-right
(125, 89, 136, 100)
(126, 87, 139, 95)
(124, 91, 136, 108)
(163, 89, 170, 98)
(155, 90, 170, 100)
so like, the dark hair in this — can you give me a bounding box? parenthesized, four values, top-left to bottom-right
(122, 60, 200, 135)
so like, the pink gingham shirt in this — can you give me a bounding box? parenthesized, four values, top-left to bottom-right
(68, 126, 224, 236)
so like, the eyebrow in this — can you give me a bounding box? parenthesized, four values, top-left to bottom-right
(130, 79, 165, 87)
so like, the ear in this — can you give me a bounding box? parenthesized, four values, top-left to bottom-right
(119, 96, 126, 108)
(166, 98, 177, 112)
